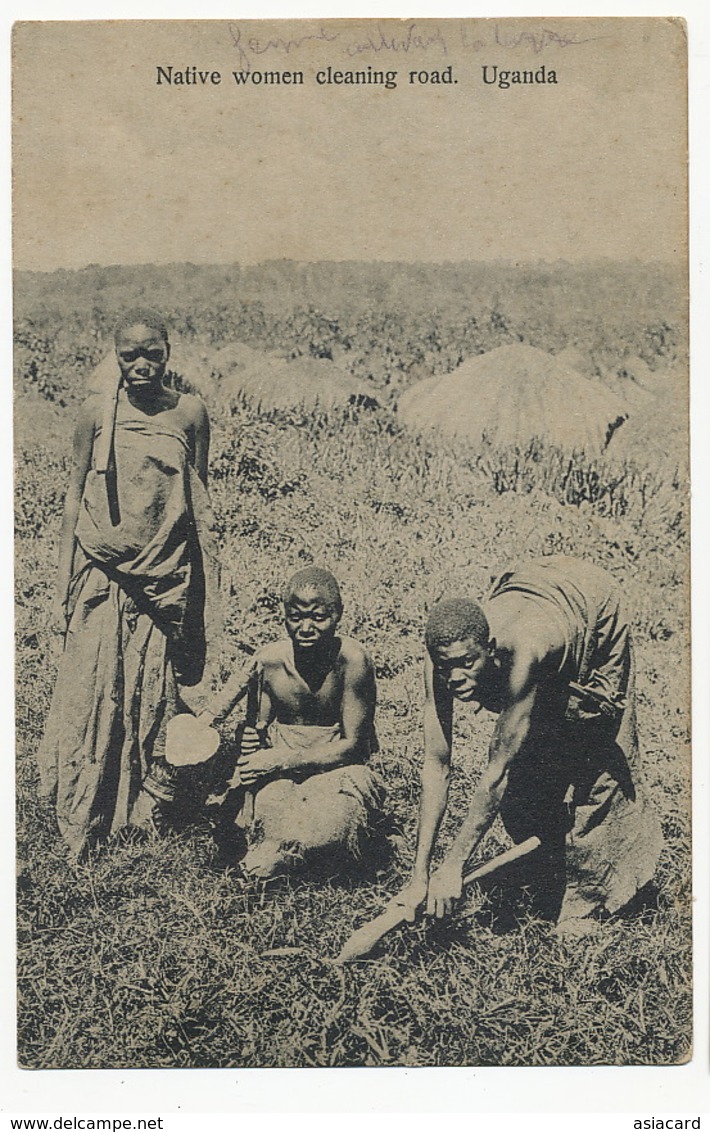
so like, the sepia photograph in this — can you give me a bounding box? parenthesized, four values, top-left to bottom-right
(11, 15, 691, 1076)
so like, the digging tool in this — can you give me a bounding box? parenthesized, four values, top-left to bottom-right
(166, 659, 255, 769)
(336, 835, 541, 964)
(165, 712, 220, 766)
(95, 371, 122, 526)
(236, 662, 264, 826)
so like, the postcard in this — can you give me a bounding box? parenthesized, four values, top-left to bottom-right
(12, 17, 690, 1074)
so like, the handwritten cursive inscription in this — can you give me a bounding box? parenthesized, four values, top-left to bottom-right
(228, 23, 340, 73)
(225, 19, 607, 72)
(493, 23, 606, 53)
(344, 22, 448, 59)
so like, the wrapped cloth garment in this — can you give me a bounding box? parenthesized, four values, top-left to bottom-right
(486, 555, 664, 926)
(36, 407, 217, 857)
(234, 723, 386, 879)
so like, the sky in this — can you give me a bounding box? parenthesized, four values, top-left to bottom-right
(11, 16, 688, 272)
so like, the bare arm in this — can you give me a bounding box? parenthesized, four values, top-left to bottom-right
(184, 395, 210, 486)
(390, 655, 453, 918)
(426, 649, 541, 917)
(411, 654, 454, 882)
(201, 658, 255, 724)
(194, 400, 210, 486)
(55, 399, 96, 615)
(443, 680, 537, 873)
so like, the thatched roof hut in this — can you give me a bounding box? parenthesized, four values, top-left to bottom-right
(605, 367, 688, 472)
(397, 344, 628, 452)
(211, 343, 376, 412)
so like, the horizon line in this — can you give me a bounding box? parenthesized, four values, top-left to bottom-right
(13, 254, 687, 277)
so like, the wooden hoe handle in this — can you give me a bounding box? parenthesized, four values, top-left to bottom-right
(335, 835, 541, 964)
(239, 663, 263, 825)
(95, 375, 121, 475)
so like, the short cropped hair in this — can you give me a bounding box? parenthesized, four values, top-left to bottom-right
(425, 597, 490, 652)
(283, 566, 343, 616)
(114, 307, 169, 344)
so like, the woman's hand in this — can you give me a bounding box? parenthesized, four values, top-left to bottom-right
(426, 860, 464, 919)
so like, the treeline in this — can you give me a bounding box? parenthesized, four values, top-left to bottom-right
(15, 257, 685, 326)
(14, 258, 686, 401)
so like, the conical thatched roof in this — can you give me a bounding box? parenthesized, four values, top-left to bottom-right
(211, 343, 376, 412)
(555, 345, 596, 380)
(605, 367, 688, 471)
(397, 344, 628, 452)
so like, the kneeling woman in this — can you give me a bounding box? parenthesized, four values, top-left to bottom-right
(202, 567, 386, 879)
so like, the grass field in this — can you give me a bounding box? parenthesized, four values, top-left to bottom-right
(14, 277, 691, 1069)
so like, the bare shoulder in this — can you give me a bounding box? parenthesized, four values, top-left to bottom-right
(78, 392, 103, 429)
(255, 639, 290, 667)
(177, 392, 209, 427)
(72, 394, 103, 450)
(339, 636, 375, 676)
(496, 608, 564, 681)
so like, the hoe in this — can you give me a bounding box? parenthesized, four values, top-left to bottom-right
(336, 835, 541, 964)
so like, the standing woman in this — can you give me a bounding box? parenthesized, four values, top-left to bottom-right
(37, 308, 212, 856)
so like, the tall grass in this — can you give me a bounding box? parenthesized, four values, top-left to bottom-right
(14, 332, 691, 1069)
